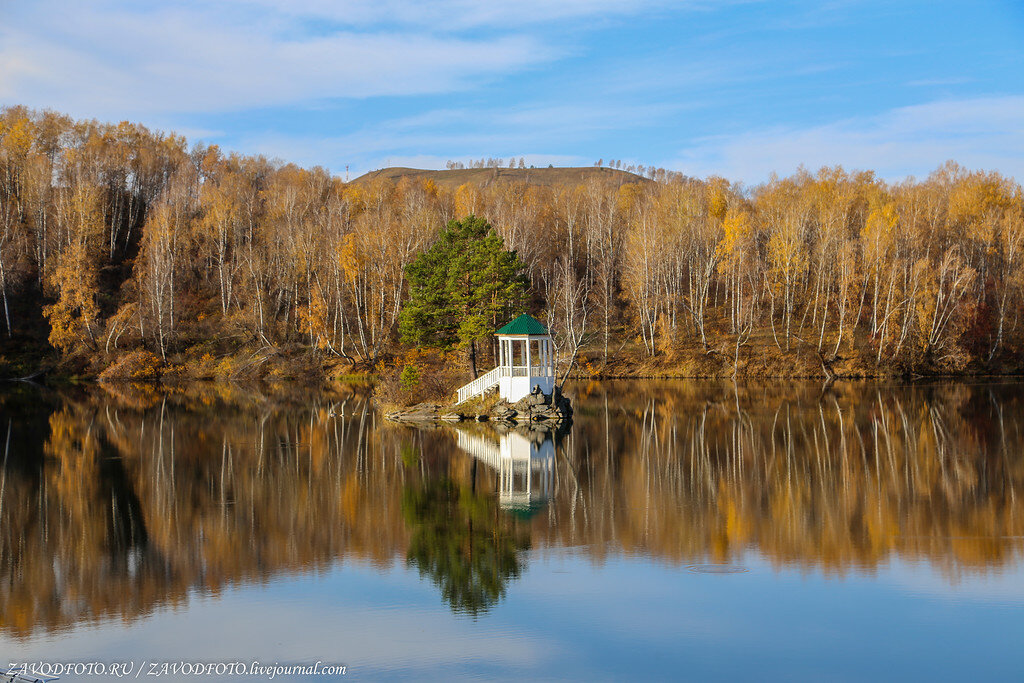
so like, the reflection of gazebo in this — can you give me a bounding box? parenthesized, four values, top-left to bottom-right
(455, 430, 554, 512)
(456, 314, 555, 404)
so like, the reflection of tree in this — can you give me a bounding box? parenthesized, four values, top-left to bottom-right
(0, 384, 395, 639)
(551, 380, 1024, 575)
(402, 476, 529, 617)
(3, 380, 1024, 638)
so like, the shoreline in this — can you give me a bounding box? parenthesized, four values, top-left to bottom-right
(4, 339, 1023, 386)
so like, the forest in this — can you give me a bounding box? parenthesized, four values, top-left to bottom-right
(0, 105, 1022, 382)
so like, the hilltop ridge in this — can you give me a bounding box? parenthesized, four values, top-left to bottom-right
(352, 165, 653, 188)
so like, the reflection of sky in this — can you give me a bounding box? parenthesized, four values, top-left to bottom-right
(7, 551, 1022, 681)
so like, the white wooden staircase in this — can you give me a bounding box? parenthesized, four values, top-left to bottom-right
(455, 366, 503, 404)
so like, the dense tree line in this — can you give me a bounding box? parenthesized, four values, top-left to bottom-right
(1, 106, 1021, 378)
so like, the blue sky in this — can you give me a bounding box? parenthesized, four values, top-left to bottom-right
(1, 0, 1022, 182)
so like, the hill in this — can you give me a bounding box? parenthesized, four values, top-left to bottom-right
(352, 165, 652, 188)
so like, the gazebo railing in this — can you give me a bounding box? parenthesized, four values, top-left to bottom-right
(455, 363, 554, 403)
(510, 365, 550, 377)
(456, 366, 502, 404)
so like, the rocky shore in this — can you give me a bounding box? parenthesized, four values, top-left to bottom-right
(385, 387, 573, 427)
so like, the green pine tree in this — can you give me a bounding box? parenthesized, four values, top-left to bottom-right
(400, 215, 527, 377)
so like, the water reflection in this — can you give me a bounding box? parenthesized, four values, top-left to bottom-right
(454, 427, 555, 514)
(0, 379, 1022, 639)
(402, 474, 529, 617)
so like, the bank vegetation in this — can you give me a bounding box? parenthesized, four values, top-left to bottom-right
(1, 106, 1022, 382)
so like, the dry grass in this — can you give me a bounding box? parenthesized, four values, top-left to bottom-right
(454, 390, 502, 414)
(575, 325, 887, 380)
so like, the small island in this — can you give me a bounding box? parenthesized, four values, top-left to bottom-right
(386, 314, 574, 428)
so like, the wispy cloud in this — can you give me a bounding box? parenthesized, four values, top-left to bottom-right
(669, 95, 1024, 183)
(238, 101, 680, 173)
(0, 1, 557, 118)
(219, 0, 695, 30)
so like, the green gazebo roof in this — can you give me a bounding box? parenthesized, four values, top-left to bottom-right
(496, 314, 548, 335)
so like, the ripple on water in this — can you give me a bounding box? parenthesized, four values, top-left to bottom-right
(686, 564, 749, 574)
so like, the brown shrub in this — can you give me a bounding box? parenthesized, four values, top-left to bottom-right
(373, 348, 463, 408)
(98, 349, 163, 381)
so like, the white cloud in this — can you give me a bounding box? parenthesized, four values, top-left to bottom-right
(0, 1, 555, 118)
(242, 128, 587, 176)
(0, 0, 743, 120)
(236, 101, 677, 174)
(670, 95, 1024, 183)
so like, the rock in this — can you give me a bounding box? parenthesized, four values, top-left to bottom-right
(492, 405, 517, 419)
(528, 392, 549, 406)
(389, 413, 438, 424)
(384, 394, 571, 427)
(386, 403, 441, 422)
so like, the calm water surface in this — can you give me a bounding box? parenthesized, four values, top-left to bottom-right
(1, 380, 1022, 680)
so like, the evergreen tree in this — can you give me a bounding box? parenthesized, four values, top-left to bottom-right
(400, 215, 527, 377)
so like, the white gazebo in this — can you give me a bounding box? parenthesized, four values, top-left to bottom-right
(455, 314, 555, 404)
(496, 314, 554, 403)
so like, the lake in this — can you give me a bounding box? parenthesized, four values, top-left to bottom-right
(1, 380, 1022, 680)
